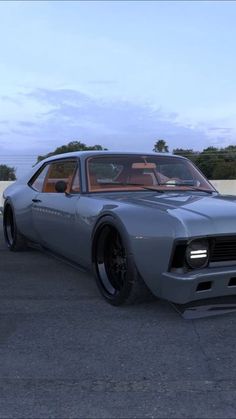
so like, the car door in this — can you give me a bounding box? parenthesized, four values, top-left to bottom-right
(31, 159, 81, 259)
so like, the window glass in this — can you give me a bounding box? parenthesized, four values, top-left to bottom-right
(158, 163, 192, 180)
(30, 165, 50, 192)
(87, 155, 215, 192)
(43, 160, 77, 193)
(71, 166, 81, 193)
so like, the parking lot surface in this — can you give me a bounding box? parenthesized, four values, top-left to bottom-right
(1, 217, 236, 418)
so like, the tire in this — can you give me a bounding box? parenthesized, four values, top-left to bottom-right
(3, 204, 28, 251)
(93, 218, 153, 306)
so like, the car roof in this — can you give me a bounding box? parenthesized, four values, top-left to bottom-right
(15, 151, 187, 185)
(41, 150, 187, 163)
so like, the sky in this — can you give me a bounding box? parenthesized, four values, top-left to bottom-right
(1, 1, 236, 176)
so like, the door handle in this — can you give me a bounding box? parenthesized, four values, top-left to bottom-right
(32, 198, 42, 203)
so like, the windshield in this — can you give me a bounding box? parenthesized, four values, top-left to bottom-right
(87, 155, 216, 193)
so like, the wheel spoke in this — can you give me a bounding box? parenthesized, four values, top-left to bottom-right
(96, 228, 128, 295)
(108, 232, 127, 290)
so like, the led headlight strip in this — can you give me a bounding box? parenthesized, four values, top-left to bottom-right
(190, 249, 208, 259)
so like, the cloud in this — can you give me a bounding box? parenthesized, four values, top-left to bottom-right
(0, 95, 21, 105)
(18, 88, 213, 152)
(18, 121, 37, 128)
(25, 88, 90, 107)
(1, 87, 234, 177)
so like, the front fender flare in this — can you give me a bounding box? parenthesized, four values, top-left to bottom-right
(91, 214, 133, 263)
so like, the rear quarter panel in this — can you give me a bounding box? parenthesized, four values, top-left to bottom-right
(3, 183, 39, 241)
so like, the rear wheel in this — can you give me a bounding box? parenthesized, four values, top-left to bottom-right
(93, 221, 153, 305)
(3, 205, 28, 251)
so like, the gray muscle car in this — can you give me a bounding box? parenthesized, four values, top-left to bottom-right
(3, 151, 236, 306)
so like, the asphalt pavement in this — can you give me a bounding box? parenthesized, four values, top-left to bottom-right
(1, 216, 236, 418)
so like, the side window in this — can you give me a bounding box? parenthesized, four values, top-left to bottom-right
(30, 165, 50, 192)
(71, 165, 81, 193)
(42, 160, 77, 193)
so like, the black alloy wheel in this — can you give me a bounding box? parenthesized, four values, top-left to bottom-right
(3, 205, 27, 251)
(102, 227, 127, 294)
(93, 221, 152, 305)
(4, 206, 15, 247)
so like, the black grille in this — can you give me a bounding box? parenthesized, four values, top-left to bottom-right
(211, 237, 236, 262)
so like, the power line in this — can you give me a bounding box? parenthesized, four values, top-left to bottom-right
(2, 151, 236, 159)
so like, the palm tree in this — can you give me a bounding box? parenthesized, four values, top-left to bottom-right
(153, 139, 169, 153)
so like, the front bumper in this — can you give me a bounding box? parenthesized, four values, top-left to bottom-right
(161, 266, 236, 304)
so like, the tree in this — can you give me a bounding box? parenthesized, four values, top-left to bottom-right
(195, 147, 223, 179)
(212, 161, 236, 179)
(37, 140, 108, 162)
(0, 164, 16, 181)
(173, 148, 198, 164)
(173, 148, 195, 157)
(173, 146, 236, 179)
(153, 139, 169, 153)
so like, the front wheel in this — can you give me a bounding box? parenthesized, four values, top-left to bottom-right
(3, 204, 28, 251)
(93, 222, 152, 305)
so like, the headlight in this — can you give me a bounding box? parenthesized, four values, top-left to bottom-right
(185, 239, 209, 269)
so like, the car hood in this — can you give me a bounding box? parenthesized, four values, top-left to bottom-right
(100, 191, 236, 237)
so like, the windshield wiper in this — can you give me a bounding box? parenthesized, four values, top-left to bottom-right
(160, 187, 214, 194)
(97, 182, 166, 193)
(143, 186, 214, 194)
(159, 181, 214, 194)
(178, 187, 214, 194)
(97, 182, 214, 194)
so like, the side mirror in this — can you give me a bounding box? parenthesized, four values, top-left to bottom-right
(55, 180, 67, 193)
